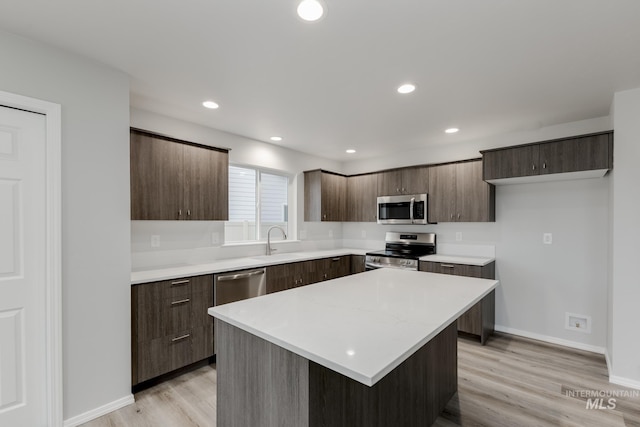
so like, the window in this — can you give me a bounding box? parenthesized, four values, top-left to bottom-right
(225, 165, 289, 243)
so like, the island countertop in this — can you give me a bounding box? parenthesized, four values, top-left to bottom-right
(208, 268, 498, 386)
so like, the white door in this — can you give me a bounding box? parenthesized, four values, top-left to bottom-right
(0, 106, 48, 426)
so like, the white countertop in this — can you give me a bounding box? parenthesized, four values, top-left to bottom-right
(131, 248, 368, 284)
(208, 268, 498, 387)
(420, 254, 495, 266)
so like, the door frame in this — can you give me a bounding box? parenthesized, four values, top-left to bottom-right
(0, 90, 62, 427)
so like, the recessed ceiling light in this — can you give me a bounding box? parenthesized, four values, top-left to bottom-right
(397, 84, 416, 94)
(445, 128, 459, 134)
(297, 0, 324, 21)
(202, 100, 219, 109)
(270, 136, 283, 142)
(346, 149, 356, 154)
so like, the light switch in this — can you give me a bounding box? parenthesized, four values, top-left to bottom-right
(456, 232, 462, 241)
(151, 235, 160, 248)
(543, 233, 552, 245)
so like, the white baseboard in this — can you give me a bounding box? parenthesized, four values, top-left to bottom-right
(494, 325, 606, 354)
(609, 375, 640, 391)
(63, 394, 135, 427)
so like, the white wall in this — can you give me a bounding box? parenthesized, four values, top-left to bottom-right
(0, 30, 131, 420)
(610, 88, 640, 387)
(343, 116, 612, 350)
(130, 109, 344, 269)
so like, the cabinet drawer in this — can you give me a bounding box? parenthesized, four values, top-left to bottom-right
(135, 278, 192, 300)
(418, 261, 485, 278)
(137, 329, 194, 383)
(136, 293, 192, 342)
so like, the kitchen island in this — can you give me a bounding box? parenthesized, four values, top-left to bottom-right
(208, 268, 498, 427)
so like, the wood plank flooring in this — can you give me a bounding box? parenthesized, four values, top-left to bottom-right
(82, 333, 640, 427)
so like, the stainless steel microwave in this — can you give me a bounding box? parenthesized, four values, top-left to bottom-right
(377, 194, 428, 225)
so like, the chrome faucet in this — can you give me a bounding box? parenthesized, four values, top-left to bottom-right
(266, 226, 287, 255)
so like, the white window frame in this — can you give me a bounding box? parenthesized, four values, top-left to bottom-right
(225, 164, 293, 243)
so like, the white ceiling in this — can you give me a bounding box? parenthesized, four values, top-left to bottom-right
(2, 1, 640, 160)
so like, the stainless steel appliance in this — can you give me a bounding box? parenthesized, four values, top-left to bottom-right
(365, 231, 436, 270)
(214, 268, 266, 306)
(377, 194, 428, 225)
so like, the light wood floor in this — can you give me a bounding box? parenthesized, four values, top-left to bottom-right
(83, 333, 640, 427)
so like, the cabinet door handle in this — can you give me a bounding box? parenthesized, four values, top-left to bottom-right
(171, 334, 191, 342)
(441, 264, 455, 268)
(457, 213, 461, 220)
(178, 209, 182, 217)
(187, 209, 191, 216)
(171, 279, 190, 286)
(532, 164, 536, 171)
(323, 273, 328, 279)
(401, 188, 406, 193)
(542, 162, 547, 169)
(171, 298, 190, 305)
(322, 214, 326, 220)
(450, 213, 454, 220)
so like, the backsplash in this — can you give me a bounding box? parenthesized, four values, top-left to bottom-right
(131, 220, 343, 270)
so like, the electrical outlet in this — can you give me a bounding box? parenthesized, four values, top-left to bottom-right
(456, 232, 462, 241)
(565, 312, 591, 333)
(211, 232, 220, 245)
(328, 229, 333, 238)
(361, 230, 367, 238)
(543, 233, 553, 244)
(151, 235, 160, 248)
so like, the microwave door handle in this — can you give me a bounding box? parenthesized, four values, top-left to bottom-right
(410, 197, 415, 224)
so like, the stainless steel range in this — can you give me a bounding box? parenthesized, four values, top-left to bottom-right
(365, 232, 436, 270)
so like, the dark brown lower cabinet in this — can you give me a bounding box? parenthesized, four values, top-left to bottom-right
(419, 261, 495, 345)
(132, 274, 214, 385)
(266, 256, 354, 294)
(351, 255, 366, 274)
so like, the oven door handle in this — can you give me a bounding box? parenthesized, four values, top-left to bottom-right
(410, 197, 415, 224)
(365, 261, 386, 269)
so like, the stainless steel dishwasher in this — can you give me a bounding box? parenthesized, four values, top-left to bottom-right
(214, 267, 266, 306)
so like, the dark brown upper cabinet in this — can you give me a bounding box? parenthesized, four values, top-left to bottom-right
(346, 173, 378, 222)
(428, 160, 495, 223)
(376, 166, 429, 196)
(304, 170, 347, 222)
(481, 131, 613, 184)
(130, 129, 228, 220)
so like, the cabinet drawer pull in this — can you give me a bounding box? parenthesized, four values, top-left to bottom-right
(440, 264, 455, 268)
(331, 257, 341, 262)
(171, 279, 190, 286)
(171, 298, 190, 305)
(171, 334, 191, 342)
